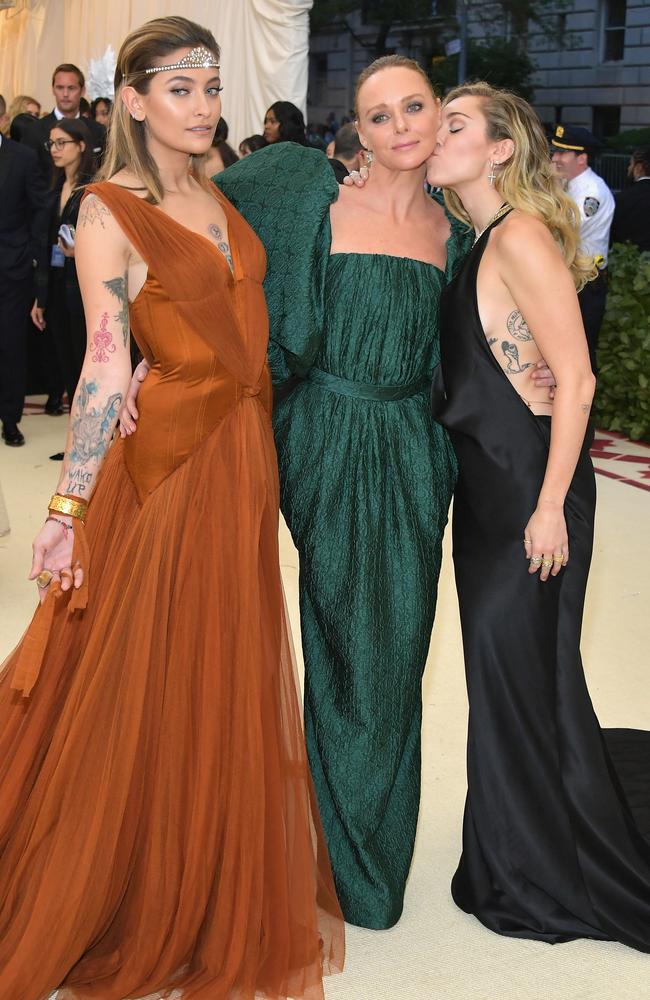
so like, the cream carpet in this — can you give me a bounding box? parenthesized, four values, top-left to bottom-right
(1, 405, 649, 1000)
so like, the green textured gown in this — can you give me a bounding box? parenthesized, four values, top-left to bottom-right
(217, 144, 470, 929)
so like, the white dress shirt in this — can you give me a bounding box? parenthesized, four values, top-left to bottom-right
(568, 166, 615, 267)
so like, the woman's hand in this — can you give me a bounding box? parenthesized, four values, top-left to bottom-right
(523, 501, 569, 582)
(29, 516, 83, 605)
(342, 166, 370, 188)
(530, 358, 557, 400)
(31, 301, 46, 331)
(58, 238, 75, 259)
(119, 358, 150, 436)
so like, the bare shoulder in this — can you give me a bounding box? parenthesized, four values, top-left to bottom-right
(493, 210, 556, 258)
(77, 191, 114, 230)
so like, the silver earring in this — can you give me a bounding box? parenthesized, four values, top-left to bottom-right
(488, 161, 497, 185)
(366, 149, 374, 165)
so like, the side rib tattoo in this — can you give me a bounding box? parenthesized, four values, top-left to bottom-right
(507, 310, 533, 342)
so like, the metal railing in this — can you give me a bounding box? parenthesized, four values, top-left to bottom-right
(592, 153, 630, 193)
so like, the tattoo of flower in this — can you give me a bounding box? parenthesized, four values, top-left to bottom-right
(207, 223, 234, 273)
(507, 310, 533, 342)
(69, 380, 122, 465)
(103, 274, 130, 347)
(91, 313, 116, 363)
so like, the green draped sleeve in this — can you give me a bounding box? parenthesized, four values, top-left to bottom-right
(214, 144, 339, 385)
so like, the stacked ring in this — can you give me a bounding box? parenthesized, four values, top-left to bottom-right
(552, 553, 564, 563)
(541, 558, 553, 568)
(530, 555, 542, 565)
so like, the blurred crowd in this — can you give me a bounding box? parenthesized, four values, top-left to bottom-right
(1, 61, 649, 454)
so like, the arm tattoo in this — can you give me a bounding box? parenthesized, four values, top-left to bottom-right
(90, 313, 116, 363)
(207, 223, 234, 273)
(69, 379, 122, 466)
(103, 274, 130, 347)
(501, 340, 534, 375)
(507, 310, 533, 341)
(581, 402, 591, 413)
(78, 194, 112, 230)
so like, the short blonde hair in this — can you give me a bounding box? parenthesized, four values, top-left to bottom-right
(442, 82, 595, 290)
(7, 94, 41, 121)
(96, 16, 219, 203)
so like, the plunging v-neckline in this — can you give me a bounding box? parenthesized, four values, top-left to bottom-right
(106, 182, 238, 279)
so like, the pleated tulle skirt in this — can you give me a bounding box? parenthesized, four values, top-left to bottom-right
(0, 401, 343, 1000)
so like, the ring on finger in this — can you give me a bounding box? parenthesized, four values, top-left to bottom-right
(552, 553, 564, 563)
(530, 555, 543, 565)
(36, 569, 54, 588)
(541, 558, 553, 568)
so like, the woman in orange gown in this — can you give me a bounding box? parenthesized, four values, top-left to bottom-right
(0, 16, 343, 1000)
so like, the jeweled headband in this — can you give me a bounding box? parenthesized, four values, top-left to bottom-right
(144, 46, 220, 75)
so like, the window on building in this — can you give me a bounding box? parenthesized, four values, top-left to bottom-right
(555, 12, 567, 48)
(593, 105, 621, 139)
(308, 52, 328, 107)
(601, 0, 626, 62)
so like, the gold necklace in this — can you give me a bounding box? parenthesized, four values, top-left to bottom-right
(472, 203, 511, 246)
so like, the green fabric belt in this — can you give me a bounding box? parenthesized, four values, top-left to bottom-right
(306, 368, 429, 402)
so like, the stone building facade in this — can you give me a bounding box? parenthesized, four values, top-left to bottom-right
(308, 1, 650, 136)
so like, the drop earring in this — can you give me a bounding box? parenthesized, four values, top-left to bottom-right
(366, 150, 374, 166)
(488, 161, 497, 185)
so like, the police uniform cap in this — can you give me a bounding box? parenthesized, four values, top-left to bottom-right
(551, 124, 601, 153)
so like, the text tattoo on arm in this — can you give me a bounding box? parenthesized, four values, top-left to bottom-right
(69, 379, 122, 467)
(103, 274, 130, 347)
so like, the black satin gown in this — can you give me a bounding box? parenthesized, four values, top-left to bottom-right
(432, 210, 650, 951)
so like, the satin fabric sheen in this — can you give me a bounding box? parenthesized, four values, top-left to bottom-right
(0, 181, 344, 999)
(433, 211, 650, 951)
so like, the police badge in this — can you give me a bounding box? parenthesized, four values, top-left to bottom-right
(584, 197, 600, 217)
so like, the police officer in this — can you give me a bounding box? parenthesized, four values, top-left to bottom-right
(551, 125, 614, 373)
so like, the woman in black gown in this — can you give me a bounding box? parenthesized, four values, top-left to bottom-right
(430, 82, 650, 952)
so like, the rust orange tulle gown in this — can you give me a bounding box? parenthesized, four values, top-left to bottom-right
(0, 182, 344, 1000)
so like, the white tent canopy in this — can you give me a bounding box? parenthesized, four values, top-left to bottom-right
(0, 0, 312, 146)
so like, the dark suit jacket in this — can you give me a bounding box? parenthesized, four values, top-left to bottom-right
(328, 157, 350, 184)
(23, 111, 105, 182)
(610, 179, 650, 253)
(0, 137, 50, 281)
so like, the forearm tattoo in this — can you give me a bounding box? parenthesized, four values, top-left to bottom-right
(103, 274, 130, 347)
(90, 313, 116, 363)
(65, 379, 122, 497)
(78, 194, 112, 229)
(506, 310, 533, 341)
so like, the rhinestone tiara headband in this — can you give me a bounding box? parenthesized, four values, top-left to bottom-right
(144, 46, 220, 75)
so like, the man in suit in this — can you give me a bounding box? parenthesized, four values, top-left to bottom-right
(23, 63, 105, 181)
(610, 147, 650, 253)
(0, 95, 50, 446)
(327, 123, 368, 184)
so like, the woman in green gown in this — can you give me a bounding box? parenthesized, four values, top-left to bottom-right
(215, 59, 470, 930)
(124, 57, 471, 929)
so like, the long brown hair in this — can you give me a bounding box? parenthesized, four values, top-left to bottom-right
(96, 16, 220, 203)
(442, 82, 596, 289)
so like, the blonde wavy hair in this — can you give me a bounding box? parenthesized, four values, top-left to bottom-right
(96, 16, 219, 203)
(442, 82, 596, 289)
